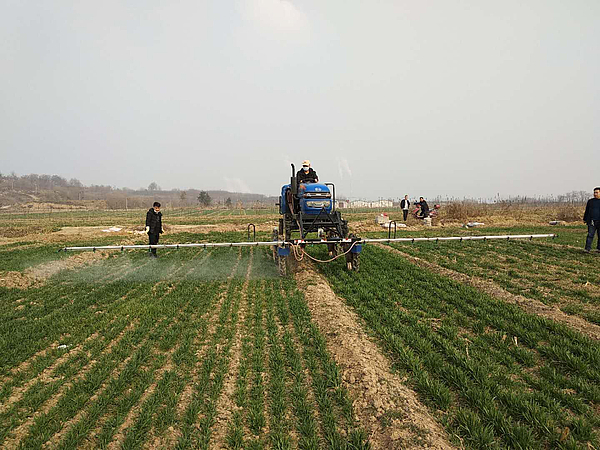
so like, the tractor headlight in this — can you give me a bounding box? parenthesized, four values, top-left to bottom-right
(306, 200, 331, 208)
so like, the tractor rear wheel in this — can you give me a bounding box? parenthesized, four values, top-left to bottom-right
(341, 220, 349, 239)
(284, 217, 293, 241)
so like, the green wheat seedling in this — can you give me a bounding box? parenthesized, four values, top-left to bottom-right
(0, 253, 142, 372)
(264, 283, 292, 450)
(1, 246, 213, 383)
(55, 279, 220, 449)
(247, 282, 267, 439)
(0, 248, 179, 374)
(2, 248, 210, 448)
(17, 259, 205, 449)
(176, 280, 242, 449)
(388, 236, 599, 322)
(226, 286, 253, 450)
(280, 328, 320, 450)
(314, 245, 600, 449)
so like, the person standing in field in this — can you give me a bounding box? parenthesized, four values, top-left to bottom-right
(145, 201, 163, 258)
(583, 187, 600, 253)
(400, 195, 410, 221)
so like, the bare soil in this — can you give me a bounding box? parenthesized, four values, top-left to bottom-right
(376, 244, 600, 341)
(295, 263, 455, 450)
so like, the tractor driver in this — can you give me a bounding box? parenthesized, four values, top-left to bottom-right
(297, 160, 319, 185)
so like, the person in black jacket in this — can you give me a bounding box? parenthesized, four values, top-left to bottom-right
(145, 202, 163, 258)
(400, 195, 410, 221)
(296, 160, 318, 184)
(415, 197, 429, 219)
(583, 187, 600, 253)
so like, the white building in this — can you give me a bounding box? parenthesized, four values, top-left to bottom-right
(349, 199, 394, 208)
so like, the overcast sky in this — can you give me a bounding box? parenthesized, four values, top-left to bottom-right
(1, 0, 599, 200)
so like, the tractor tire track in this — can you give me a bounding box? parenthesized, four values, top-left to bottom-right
(295, 261, 455, 450)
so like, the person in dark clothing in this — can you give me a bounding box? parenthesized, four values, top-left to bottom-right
(583, 187, 600, 253)
(145, 202, 163, 258)
(415, 197, 429, 219)
(400, 195, 410, 221)
(296, 160, 318, 184)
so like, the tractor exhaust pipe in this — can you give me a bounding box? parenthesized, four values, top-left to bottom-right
(291, 164, 297, 196)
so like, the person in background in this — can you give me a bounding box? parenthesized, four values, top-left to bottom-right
(583, 187, 600, 253)
(415, 197, 429, 219)
(145, 201, 163, 258)
(296, 160, 318, 184)
(400, 195, 410, 221)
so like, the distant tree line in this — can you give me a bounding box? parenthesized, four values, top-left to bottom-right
(0, 172, 277, 209)
(1, 172, 593, 209)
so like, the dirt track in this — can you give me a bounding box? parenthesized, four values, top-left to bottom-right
(295, 263, 455, 450)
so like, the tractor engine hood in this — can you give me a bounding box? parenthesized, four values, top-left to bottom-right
(298, 183, 333, 214)
(299, 183, 331, 198)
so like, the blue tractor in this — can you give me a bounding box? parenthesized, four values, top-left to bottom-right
(273, 164, 361, 274)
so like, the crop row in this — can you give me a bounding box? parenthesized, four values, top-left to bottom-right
(314, 245, 600, 449)
(385, 236, 600, 325)
(1, 245, 368, 448)
(0, 246, 236, 448)
(226, 254, 369, 449)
